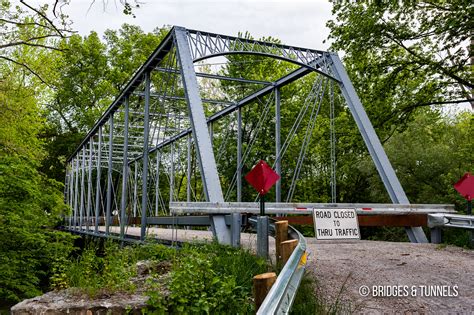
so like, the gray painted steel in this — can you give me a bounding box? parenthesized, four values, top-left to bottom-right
(120, 98, 129, 239)
(170, 143, 174, 203)
(140, 72, 151, 240)
(231, 213, 241, 247)
(174, 26, 231, 244)
(328, 53, 428, 243)
(73, 158, 78, 228)
(257, 216, 269, 258)
(275, 87, 281, 202)
(186, 134, 191, 202)
(133, 161, 138, 218)
(170, 202, 454, 215)
(237, 108, 242, 202)
(94, 127, 102, 233)
(105, 116, 114, 235)
(79, 147, 85, 229)
(155, 150, 161, 216)
(86, 140, 93, 231)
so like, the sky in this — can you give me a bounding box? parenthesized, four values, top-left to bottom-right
(57, 0, 334, 50)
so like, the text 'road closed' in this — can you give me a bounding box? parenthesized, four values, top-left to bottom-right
(313, 208, 360, 240)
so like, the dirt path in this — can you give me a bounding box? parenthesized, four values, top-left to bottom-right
(305, 239, 474, 314)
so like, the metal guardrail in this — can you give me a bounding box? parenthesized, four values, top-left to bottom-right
(248, 217, 307, 314)
(428, 213, 474, 230)
(171, 202, 455, 215)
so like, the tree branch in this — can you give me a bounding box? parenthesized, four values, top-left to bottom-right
(0, 39, 64, 52)
(385, 33, 473, 89)
(19, 0, 65, 37)
(0, 55, 49, 86)
(0, 18, 72, 34)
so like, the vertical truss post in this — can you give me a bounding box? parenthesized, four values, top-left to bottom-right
(328, 52, 428, 243)
(170, 143, 174, 203)
(86, 141, 93, 231)
(187, 134, 191, 202)
(106, 115, 114, 235)
(237, 108, 242, 202)
(174, 26, 231, 244)
(95, 127, 102, 234)
(79, 147, 86, 230)
(68, 163, 74, 228)
(275, 87, 281, 202)
(73, 158, 79, 229)
(155, 151, 161, 216)
(133, 161, 138, 218)
(329, 81, 337, 203)
(140, 71, 151, 241)
(120, 97, 130, 240)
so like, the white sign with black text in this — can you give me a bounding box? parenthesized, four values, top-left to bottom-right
(313, 208, 360, 240)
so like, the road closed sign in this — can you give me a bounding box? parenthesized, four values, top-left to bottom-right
(313, 208, 360, 240)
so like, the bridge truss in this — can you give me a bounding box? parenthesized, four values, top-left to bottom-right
(64, 26, 429, 244)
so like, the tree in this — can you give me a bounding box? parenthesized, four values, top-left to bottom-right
(0, 56, 75, 306)
(0, 0, 71, 84)
(326, 0, 473, 133)
(41, 24, 168, 182)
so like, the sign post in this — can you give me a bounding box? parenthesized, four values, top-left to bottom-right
(245, 160, 280, 258)
(453, 172, 474, 245)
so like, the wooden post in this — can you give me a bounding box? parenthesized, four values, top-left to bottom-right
(253, 272, 276, 311)
(275, 220, 288, 267)
(281, 239, 298, 265)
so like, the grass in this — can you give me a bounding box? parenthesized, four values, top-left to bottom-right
(52, 240, 270, 314)
(291, 272, 358, 315)
(51, 240, 175, 297)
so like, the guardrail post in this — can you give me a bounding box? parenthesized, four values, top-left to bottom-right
(231, 213, 241, 247)
(430, 228, 442, 244)
(257, 216, 269, 258)
(281, 239, 298, 265)
(275, 220, 288, 267)
(253, 272, 276, 311)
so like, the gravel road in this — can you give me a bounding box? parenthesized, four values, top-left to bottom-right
(306, 239, 474, 314)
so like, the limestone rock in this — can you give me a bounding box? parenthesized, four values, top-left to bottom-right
(11, 290, 148, 315)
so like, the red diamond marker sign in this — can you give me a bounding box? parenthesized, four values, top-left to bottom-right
(454, 172, 474, 201)
(245, 160, 280, 195)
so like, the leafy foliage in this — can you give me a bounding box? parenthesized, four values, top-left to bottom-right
(146, 243, 268, 314)
(0, 63, 75, 306)
(51, 241, 175, 296)
(327, 1, 473, 116)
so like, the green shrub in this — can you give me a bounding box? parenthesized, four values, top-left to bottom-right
(51, 241, 171, 296)
(146, 242, 269, 314)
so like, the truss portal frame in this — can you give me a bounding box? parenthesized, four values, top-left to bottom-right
(65, 26, 428, 244)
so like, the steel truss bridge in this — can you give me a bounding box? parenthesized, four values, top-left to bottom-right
(64, 26, 453, 246)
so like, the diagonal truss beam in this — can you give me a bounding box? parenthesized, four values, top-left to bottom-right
(174, 26, 231, 244)
(328, 53, 428, 243)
